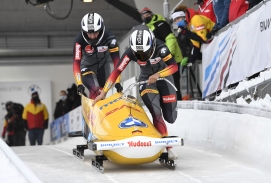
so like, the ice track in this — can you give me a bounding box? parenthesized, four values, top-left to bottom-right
(11, 104, 271, 183)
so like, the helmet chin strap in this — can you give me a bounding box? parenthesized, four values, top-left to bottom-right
(148, 38, 156, 59)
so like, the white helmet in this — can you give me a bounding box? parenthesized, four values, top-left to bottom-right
(130, 25, 156, 61)
(81, 13, 105, 45)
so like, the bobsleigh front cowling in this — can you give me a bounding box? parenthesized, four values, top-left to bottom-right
(81, 93, 162, 141)
(81, 93, 183, 165)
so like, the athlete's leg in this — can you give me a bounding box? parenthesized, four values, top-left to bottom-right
(158, 78, 178, 124)
(139, 82, 168, 137)
(157, 78, 178, 160)
(81, 69, 100, 99)
(97, 61, 111, 89)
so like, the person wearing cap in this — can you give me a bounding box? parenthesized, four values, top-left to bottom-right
(22, 91, 49, 145)
(172, 7, 215, 66)
(73, 13, 123, 100)
(140, 7, 184, 100)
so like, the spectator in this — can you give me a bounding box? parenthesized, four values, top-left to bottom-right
(8, 103, 26, 146)
(140, 7, 183, 100)
(67, 84, 82, 109)
(22, 91, 49, 145)
(196, 0, 216, 23)
(54, 90, 72, 119)
(229, 0, 248, 22)
(73, 13, 123, 100)
(173, 8, 215, 66)
(171, 11, 193, 61)
(207, 0, 230, 39)
(1, 101, 14, 146)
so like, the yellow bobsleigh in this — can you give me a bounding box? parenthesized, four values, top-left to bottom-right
(69, 79, 183, 172)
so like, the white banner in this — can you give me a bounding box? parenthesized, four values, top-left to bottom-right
(202, 1, 271, 97)
(0, 80, 52, 145)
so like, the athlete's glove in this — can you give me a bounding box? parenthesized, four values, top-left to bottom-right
(77, 84, 85, 95)
(115, 83, 123, 93)
(206, 27, 220, 39)
(181, 57, 192, 67)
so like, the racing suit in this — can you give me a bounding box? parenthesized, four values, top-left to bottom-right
(145, 13, 183, 100)
(103, 39, 178, 136)
(73, 29, 120, 99)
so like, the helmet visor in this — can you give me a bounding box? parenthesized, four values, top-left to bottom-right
(134, 48, 152, 61)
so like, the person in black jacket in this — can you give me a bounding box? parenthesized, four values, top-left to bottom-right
(54, 90, 72, 119)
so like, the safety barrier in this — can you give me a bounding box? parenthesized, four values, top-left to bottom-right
(0, 138, 42, 183)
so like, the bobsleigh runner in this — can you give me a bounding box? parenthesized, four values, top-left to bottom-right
(68, 78, 184, 173)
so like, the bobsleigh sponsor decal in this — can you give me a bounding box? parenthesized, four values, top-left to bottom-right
(99, 97, 121, 110)
(119, 117, 148, 129)
(105, 105, 142, 117)
(128, 140, 152, 147)
(100, 142, 125, 147)
(155, 139, 179, 144)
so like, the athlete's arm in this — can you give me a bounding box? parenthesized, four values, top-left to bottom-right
(103, 49, 133, 93)
(157, 47, 178, 77)
(108, 37, 121, 83)
(73, 36, 83, 86)
(92, 49, 132, 106)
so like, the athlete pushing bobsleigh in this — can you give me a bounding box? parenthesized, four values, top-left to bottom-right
(69, 24, 183, 172)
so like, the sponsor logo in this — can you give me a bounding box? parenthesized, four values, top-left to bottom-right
(117, 55, 130, 71)
(28, 84, 41, 96)
(136, 46, 143, 50)
(154, 139, 178, 144)
(260, 18, 271, 32)
(128, 140, 152, 147)
(162, 94, 176, 103)
(76, 73, 81, 81)
(105, 105, 142, 117)
(97, 46, 108, 52)
(161, 47, 167, 54)
(82, 104, 95, 126)
(137, 60, 147, 66)
(111, 39, 116, 45)
(195, 24, 205, 31)
(81, 68, 87, 72)
(119, 117, 147, 129)
(88, 24, 94, 30)
(0, 87, 22, 92)
(149, 57, 161, 65)
(75, 43, 81, 60)
(99, 97, 121, 110)
(85, 45, 94, 54)
(100, 142, 125, 147)
(136, 30, 143, 44)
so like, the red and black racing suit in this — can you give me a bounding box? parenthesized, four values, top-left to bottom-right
(103, 39, 178, 136)
(73, 29, 120, 99)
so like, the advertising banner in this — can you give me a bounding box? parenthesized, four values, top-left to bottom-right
(202, 1, 271, 97)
